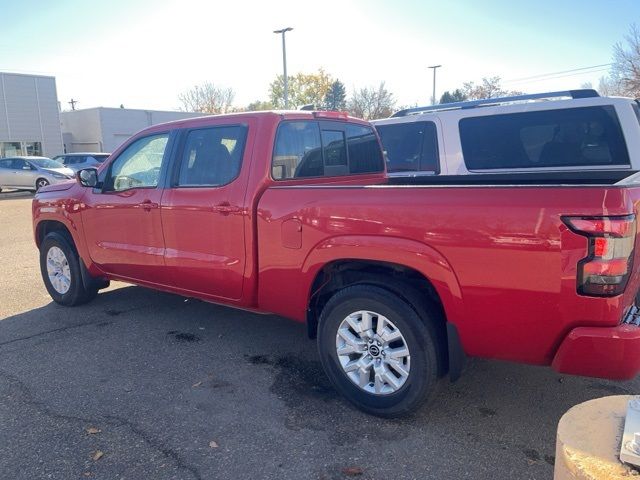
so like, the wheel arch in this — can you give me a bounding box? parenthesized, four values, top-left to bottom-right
(301, 235, 466, 377)
(35, 219, 74, 248)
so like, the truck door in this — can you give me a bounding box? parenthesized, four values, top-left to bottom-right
(81, 131, 172, 282)
(160, 124, 250, 300)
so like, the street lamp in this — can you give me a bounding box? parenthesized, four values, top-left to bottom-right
(428, 65, 442, 105)
(274, 27, 293, 109)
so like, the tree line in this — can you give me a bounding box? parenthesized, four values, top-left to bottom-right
(178, 70, 397, 120)
(178, 23, 640, 120)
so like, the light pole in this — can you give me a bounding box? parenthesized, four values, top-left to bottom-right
(428, 65, 441, 105)
(274, 27, 293, 109)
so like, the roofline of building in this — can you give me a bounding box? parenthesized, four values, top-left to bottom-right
(60, 106, 204, 115)
(0, 71, 56, 80)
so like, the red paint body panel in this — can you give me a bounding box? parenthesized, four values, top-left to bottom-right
(552, 324, 640, 380)
(81, 187, 165, 283)
(256, 185, 640, 366)
(31, 111, 640, 381)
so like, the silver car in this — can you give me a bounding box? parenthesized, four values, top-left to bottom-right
(52, 152, 110, 173)
(0, 156, 75, 192)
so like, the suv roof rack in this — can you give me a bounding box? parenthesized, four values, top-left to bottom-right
(390, 89, 600, 118)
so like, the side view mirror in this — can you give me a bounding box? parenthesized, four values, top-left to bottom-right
(77, 168, 98, 188)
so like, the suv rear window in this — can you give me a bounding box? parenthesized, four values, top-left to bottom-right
(376, 121, 439, 173)
(460, 106, 630, 170)
(272, 121, 383, 180)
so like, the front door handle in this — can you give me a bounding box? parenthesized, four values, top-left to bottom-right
(212, 203, 241, 216)
(138, 200, 159, 211)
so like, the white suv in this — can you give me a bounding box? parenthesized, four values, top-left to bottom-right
(373, 90, 640, 176)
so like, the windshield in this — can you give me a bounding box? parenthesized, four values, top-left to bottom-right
(30, 158, 65, 169)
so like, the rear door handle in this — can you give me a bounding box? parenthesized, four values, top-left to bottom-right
(138, 200, 159, 211)
(212, 203, 241, 216)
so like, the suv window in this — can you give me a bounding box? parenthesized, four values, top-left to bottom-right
(0, 159, 12, 169)
(176, 125, 247, 187)
(460, 106, 630, 170)
(376, 121, 439, 173)
(272, 121, 383, 180)
(106, 133, 169, 191)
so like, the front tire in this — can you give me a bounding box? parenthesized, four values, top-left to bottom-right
(36, 178, 49, 191)
(318, 285, 441, 417)
(39, 232, 98, 306)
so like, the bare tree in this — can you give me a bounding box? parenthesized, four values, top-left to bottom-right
(461, 77, 523, 100)
(178, 82, 235, 114)
(611, 24, 640, 97)
(347, 82, 396, 120)
(597, 75, 622, 96)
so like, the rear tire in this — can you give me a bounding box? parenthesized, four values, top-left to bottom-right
(39, 232, 98, 306)
(317, 284, 441, 417)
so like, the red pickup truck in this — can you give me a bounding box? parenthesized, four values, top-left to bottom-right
(33, 111, 640, 416)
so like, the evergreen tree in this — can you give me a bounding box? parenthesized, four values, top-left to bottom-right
(324, 80, 347, 110)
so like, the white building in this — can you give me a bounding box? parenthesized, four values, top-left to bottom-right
(60, 107, 204, 153)
(0, 72, 64, 158)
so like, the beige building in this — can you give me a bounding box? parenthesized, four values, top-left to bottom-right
(0, 72, 64, 158)
(60, 107, 204, 153)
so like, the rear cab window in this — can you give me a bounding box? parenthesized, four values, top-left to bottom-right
(272, 120, 384, 180)
(459, 106, 630, 170)
(376, 121, 440, 173)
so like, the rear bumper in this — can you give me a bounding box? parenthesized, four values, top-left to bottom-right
(552, 322, 640, 380)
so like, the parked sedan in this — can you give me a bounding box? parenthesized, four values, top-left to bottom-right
(52, 152, 110, 172)
(0, 156, 75, 192)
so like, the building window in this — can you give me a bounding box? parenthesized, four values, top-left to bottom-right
(0, 141, 42, 158)
(0, 142, 22, 157)
(23, 142, 42, 156)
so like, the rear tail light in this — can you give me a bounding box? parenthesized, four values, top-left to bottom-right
(564, 215, 636, 297)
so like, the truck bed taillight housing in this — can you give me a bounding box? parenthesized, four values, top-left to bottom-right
(563, 215, 637, 297)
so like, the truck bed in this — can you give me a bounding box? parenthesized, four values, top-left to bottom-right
(257, 179, 640, 367)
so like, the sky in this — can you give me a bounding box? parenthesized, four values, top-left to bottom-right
(0, 0, 637, 111)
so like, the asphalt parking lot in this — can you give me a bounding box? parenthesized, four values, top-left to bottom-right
(0, 192, 637, 480)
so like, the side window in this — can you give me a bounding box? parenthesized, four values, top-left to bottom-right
(0, 159, 12, 169)
(14, 160, 31, 170)
(176, 125, 247, 187)
(345, 124, 385, 174)
(376, 121, 439, 173)
(273, 121, 323, 179)
(272, 121, 384, 179)
(107, 133, 169, 191)
(460, 106, 630, 170)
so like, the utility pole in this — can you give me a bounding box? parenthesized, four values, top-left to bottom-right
(428, 65, 441, 105)
(68, 98, 78, 110)
(273, 27, 293, 109)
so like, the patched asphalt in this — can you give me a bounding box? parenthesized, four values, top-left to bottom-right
(0, 194, 637, 479)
